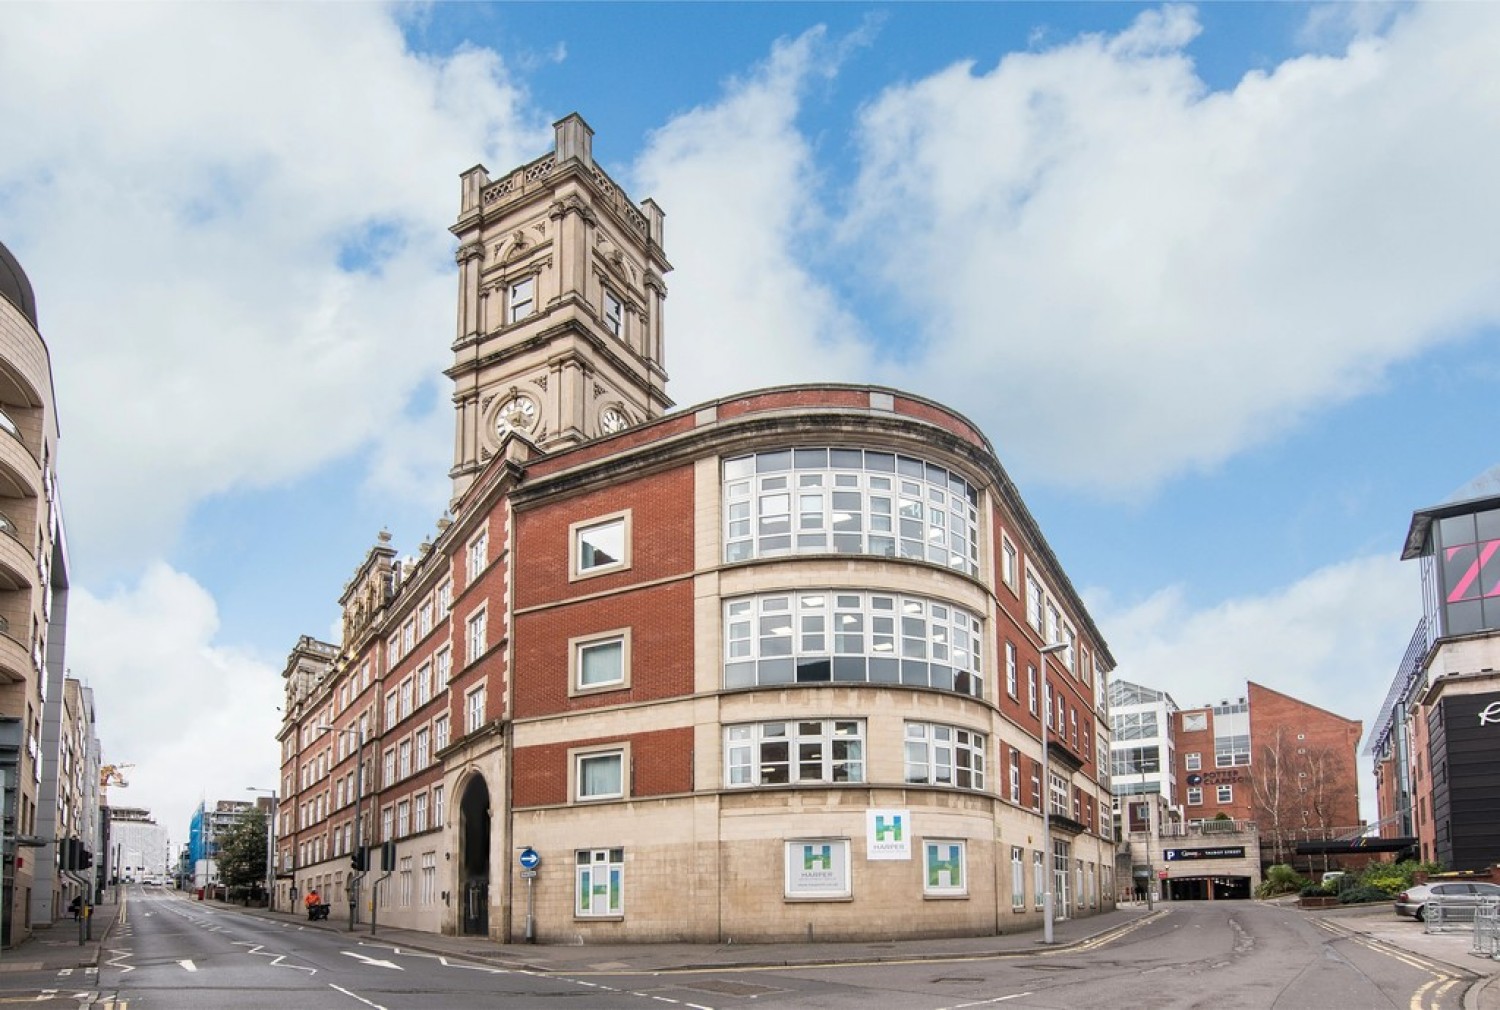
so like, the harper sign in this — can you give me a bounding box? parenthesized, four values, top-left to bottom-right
(1163, 846, 1246, 862)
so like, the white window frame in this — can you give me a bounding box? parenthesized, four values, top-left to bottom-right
(1005, 641, 1017, 699)
(1217, 784, 1234, 804)
(465, 686, 486, 735)
(571, 512, 631, 580)
(724, 720, 865, 787)
(467, 527, 488, 582)
(1187, 787, 1203, 806)
(575, 847, 624, 917)
(570, 629, 631, 696)
(571, 745, 629, 802)
(603, 288, 623, 337)
(1008, 748, 1021, 803)
(783, 838, 852, 900)
(466, 607, 487, 664)
(903, 722, 985, 790)
(508, 275, 535, 323)
(1010, 846, 1025, 910)
(1185, 753, 1201, 771)
(922, 839, 967, 897)
(1033, 850, 1046, 909)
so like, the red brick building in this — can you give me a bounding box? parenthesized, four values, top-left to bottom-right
(1173, 682, 1361, 865)
(275, 115, 1117, 943)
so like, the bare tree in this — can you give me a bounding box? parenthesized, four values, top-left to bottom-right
(1251, 728, 1359, 868)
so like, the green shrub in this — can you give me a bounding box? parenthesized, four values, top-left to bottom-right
(1260, 864, 1307, 897)
(1299, 882, 1326, 897)
(1339, 885, 1392, 905)
(1358, 859, 1443, 895)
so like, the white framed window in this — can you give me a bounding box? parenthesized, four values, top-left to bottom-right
(467, 528, 488, 582)
(397, 800, 410, 837)
(466, 608, 488, 664)
(1026, 575, 1044, 631)
(904, 722, 985, 790)
(724, 720, 864, 787)
(421, 852, 436, 904)
(384, 692, 398, 730)
(434, 715, 450, 752)
(437, 580, 452, 614)
(723, 590, 983, 698)
(603, 289, 623, 337)
(572, 513, 630, 578)
(465, 687, 486, 735)
(1001, 536, 1018, 590)
(571, 630, 630, 695)
(432, 785, 444, 827)
(1033, 850, 1046, 909)
(415, 728, 430, 769)
(381, 806, 393, 843)
(576, 848, 624, 917)
(1185, 753, 1201, 771)
(1005, 641, 1017, 698)
(1217, 784, 1234, 804)
(1008, 748, 1021, 803)
(923, 839, 967, 897)
(399, 678, 414, 720)
(1011, 846, 1025, 910)
(508, 276, 535, 323)
(398, 740, 412, 779)
(722, 449, 979, 574)
(784, 839, 851, 899)
(414, 791, 428, 833)
(435, 648, 451, 685)
(1186, 788, 1202, 806)
(573, 746, 627, 801)
(382, 749, 396, 787)
(1027, 666, 1038, 714)
(1048, 771, 1069, 818)
(417, 664, 432, 706)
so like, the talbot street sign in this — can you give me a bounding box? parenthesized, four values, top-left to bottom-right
(1163, 846, 1246, 861)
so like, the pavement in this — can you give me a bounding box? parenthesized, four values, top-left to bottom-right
(3, 891, 1497, 1008)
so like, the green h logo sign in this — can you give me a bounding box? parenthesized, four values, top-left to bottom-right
(803, 844, 833, 870)
(874, 814, 904, 842)
(928, 844, 963, 887)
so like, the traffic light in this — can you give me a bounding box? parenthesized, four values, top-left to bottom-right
(58, 839, 75, 871)
(78, 846, 93, 871)
(381, 841, 396, 872)
(351, 846, 366, 871)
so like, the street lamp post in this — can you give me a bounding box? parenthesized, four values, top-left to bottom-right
(1038, 642, 1069, 945)
(316, 723, 365, 931)
(246, 788, 278, 911)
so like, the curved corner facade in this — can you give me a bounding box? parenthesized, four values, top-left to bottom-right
(0, 239, 73, 944)
(277, 116, 1117, 944)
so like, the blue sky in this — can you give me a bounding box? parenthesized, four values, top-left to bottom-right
(2, 2, 1496, 839)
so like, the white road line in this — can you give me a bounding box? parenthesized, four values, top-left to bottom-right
(341, 951, 404, 970)
(178, 960, 197, 972)
(946, 995, 1035, 1009)
(328, 983, 388, 1009)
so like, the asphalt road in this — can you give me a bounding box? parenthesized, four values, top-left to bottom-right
(79, 889, 1473, 1009)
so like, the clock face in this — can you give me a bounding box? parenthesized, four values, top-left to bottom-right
(495, 395, 538, 436)
(600, 407, 627, 434)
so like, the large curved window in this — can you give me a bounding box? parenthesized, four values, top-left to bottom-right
(722, 448, 980, 575)
(724, 590, 984, 698)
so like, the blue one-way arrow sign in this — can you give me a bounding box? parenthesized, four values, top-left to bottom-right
(518, 847, 540, 870)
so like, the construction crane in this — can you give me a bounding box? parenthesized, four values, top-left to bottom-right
(100, 763, 133, 804)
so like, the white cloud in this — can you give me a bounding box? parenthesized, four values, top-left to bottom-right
(1092, 554, 1420, 820)
(71, 563, 282, 839)
(0, 5, 549, 570)
(631, 27, 875, 406)
(841, 3, 1500, 494)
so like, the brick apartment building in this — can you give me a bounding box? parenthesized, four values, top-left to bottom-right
(1111, 677, 1362, 895)
(275, 115, 1119, 943)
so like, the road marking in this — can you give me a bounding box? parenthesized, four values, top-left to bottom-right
(1411, 978, 1437, 1010)
(328, 983, 388, 1009)
(946, 995, 1035, 1009)
(178, 960, 197, 972)
(231, 941, 318, 975)
(104, 948, 137, 973)
(341, 951, 404, 970)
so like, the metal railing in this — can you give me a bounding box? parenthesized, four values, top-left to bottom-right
(1471, 903, 1500, 959)
(1425, 895, 1500, 935)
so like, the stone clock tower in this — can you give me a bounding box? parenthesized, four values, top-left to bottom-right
(447, 114, 672, 503)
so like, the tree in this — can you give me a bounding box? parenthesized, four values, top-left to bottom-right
(1250, 727, 1359, 867)
(216, 807, 267, 892)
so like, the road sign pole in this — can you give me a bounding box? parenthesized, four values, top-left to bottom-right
(518, 847, 540, 943)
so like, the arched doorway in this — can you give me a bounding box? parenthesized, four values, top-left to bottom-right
(459, 775, 491, 935)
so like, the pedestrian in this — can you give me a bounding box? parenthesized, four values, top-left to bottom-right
(69, 894, 82, 921)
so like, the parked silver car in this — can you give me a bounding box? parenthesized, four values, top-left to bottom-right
(1394, 881, 1500, 921)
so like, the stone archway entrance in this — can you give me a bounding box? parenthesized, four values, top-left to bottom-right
(459, 775, 491, 935)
